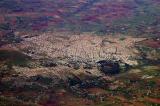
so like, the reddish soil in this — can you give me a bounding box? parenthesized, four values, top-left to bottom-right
(140, 39, 160, 48)
(145, 98, 160, 104)
(87, 88, 107, 95)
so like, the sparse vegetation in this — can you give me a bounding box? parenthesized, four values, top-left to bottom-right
(0, 50, 31, 67)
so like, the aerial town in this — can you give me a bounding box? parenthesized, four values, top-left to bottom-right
(0, 0, 160, 106)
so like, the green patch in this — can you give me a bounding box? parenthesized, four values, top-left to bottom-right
(145, 101, 160, 106)
(142, 66, 160, 76)
(0, 23, 11, 31)
(23, 83, 44, 92)
(0, 50, 31, 67)
(0, 96, 36, 106)
(119, 37, 126, 41)
(96, 101, 123, 106)
(145, 80, 157, 90)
